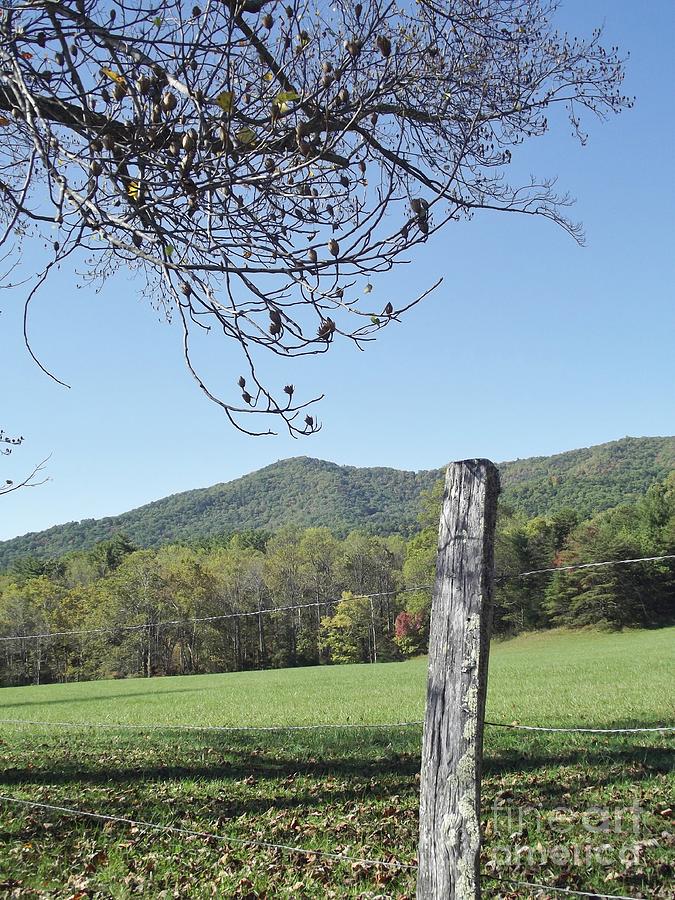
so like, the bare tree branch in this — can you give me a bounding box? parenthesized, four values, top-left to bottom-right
(0, 454, 51, 496)
(0, 429, 50, 496)
(0, 0, 631, 434)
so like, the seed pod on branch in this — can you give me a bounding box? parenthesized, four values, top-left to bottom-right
(182, 130, 197, 152)
(410, 198, 428, 216)
(317, 318, 336, 339)
(376, 35, 391, 58)
(161, 92, 177, 112)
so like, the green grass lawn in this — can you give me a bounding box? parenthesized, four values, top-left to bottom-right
(0, 628, 673, 898)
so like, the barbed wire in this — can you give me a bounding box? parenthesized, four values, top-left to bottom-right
(0, 717, 672, 736)
(0, 539, 669, 900)
(0, 545, 669, 896)
(0, 794, 417, 871)
(0, 795, 653, 898)
(510, 553, 675, 579)
(0, 585, 431, 644)
(0, 717, 424, 733)
(486, 875, 640, 899)
(0, 601, 320, 643)
(483, 721, 675, 735)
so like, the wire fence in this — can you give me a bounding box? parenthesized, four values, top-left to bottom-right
(0, 795, 651, 899)
(0, 794, 416, 870)
(0, 716, 673, 735)
(486, 876, 640, 899)
(1, 551, 673, 898)
(511, 553, 675, 579)
(0, 716, 423, 733)
(0, 584, 430, 644)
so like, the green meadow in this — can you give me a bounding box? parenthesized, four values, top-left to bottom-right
(0, 628, 673, 897)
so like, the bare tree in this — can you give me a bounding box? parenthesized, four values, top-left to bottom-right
(0, 428, 49, 494)
(0, 0, 630, 434)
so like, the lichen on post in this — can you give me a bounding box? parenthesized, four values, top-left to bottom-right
(417, 459, 500, 899)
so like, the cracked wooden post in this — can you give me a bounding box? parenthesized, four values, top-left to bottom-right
(417, 459, 500, 900)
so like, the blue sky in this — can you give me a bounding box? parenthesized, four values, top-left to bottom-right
(2, 0, 674, 542)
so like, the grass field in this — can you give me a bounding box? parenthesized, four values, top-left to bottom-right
(0, 628, 673, 897)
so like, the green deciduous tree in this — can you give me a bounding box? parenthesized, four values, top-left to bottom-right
(319, 591, 374, 664)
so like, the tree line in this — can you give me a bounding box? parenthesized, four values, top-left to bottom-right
(0, 473, 673, 686)
(4, 438, 673, 570)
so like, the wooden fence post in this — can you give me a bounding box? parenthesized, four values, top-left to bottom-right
(417, 459, 500, 900)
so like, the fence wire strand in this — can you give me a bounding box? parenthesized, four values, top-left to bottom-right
(0, 585, 431, 644)
(0, 794, 416, 871)
(483, 721, 675, 734)
(0, 717, 672, 735)
(0, 717, 424, 733)
(486, 875, 642, 899)
(0, 796, 652, 897)
(511, 553, 675, 579)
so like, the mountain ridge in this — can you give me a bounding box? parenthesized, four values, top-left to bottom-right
(1, 435, 673, 568)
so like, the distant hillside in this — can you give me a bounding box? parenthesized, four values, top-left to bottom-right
(0, 458, 440, 567)
(499, 436, 675, 518)
(1, 436, 673, 568)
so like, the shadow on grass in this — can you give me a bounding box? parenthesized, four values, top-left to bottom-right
(0, 749, 421, 822)
(0, 747, 420, 788)
(0, 687, 205, 710)
(0, 728, 671, 792)
(483, 745, 672, 785)
(0, 747, 669, 850)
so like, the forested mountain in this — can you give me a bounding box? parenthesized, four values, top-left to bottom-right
(1, 436, 673, 569)
(1, 458, 439, 568)
(499, 436, 675, 518)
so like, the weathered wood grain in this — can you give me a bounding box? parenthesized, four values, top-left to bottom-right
(417, 459, 500, 899)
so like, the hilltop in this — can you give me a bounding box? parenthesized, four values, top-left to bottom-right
(0, 435, 673, 567)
